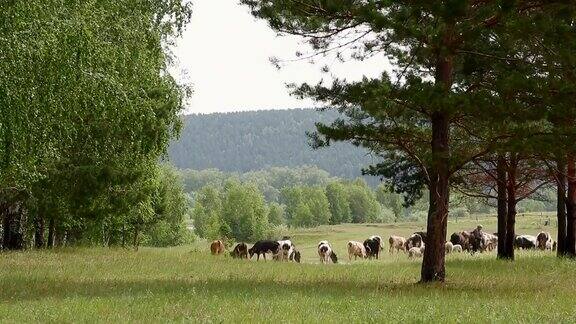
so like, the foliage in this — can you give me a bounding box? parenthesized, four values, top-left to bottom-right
(141, 165, 194, 247)
(325, 182, 351, 224)
(376, 185, 404, 222)
(346, 181, 381, 223)
(169, 109, 376, 183)
(0, 0, 193, 249)
(191, 181, 270, 241)
(267, 202, 285, 226)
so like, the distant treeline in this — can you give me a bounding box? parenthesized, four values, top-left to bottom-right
(181, 166, 557, 242)
(168, 109, 377, 183)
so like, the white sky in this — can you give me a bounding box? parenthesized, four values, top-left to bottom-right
(171, 0, 391, 114)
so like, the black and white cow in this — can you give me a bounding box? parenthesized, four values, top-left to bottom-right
(364, 237, 381, 259)
(514, 235, 537, 250)
(318, 240, 338, 264)
(405, 233, 424, 250)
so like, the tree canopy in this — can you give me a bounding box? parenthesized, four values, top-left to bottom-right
(0, 0, 193, 249)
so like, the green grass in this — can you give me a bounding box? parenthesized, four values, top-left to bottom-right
(1, 214, 573, 323)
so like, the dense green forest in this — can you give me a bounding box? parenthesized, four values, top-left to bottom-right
(0, 0, 193, 250)
(168, 109, 375, 181)
(181, 166, 556, 242)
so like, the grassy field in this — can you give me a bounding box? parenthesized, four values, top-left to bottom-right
(1, 213, 574, 323)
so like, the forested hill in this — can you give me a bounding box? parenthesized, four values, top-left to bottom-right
(168, 109, 376, 179)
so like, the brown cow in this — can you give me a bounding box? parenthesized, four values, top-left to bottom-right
(230, 242, 248, 259)
(388, 235, 407, 253)
(210, 240, 225, 255)
(536, 232, 553, 250)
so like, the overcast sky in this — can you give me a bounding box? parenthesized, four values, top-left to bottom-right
(171, 1, 390, 115)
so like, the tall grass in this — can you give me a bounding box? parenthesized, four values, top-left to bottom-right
(0, 214, 572, 323)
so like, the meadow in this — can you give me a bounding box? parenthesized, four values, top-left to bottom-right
(1, 213, 574, 323)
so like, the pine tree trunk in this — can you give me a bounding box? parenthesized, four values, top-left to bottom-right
(504, 155, 517, 260)
(420, 26, 453, 283)
(556, 158, 567, 256)
(565, 155, 576, 257)
(34, 214, 45, 249)
(496, 154, 508, 259)
(421, 111, 450, 282)
(47, 218, 55, 249)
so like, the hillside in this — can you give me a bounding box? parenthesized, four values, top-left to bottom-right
(168, 109, 377, 179)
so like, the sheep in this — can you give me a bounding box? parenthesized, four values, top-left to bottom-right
(408, 246, 423, 258)
(445, 241, 453, 254)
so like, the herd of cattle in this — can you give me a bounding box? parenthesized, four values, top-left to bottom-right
(209, 226, 556, 264)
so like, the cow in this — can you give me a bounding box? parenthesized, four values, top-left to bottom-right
(450, 232, 469, 251)
(413, 231, 427, 245)
(249, 240, 280, 260)
(482, 233, 498, 252)
(388, 235, 407, 253)
(408, 246, 423, 258)
(347, 241, 367, 260)
(276, 239, 294, 261)
(452, 244, 463, 253)
(290, 249, 302, 263)
(364, 237, 381, 259)
(230, 242, 248, 259)
(514, 235, 537, 250)
(369, 235, 383, 251)
(318, 240, 338, 264)
(210, 240, 225, 255)
(405, 233, 424, 250)
(469, 225, 485, 252)
(445, 241, 454, 254)
(536, 232, 553, 250)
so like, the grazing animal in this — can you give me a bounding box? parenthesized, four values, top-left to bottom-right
(364, 237, 381, 259)
(536, 232, 553, 250)
(388, 235, 407, 253)
(552, 241, 557, 251)
(413, 231, 427, 244)
(210, 240, 225, 255)
(445, 241, 454, 254)
(347, 241, 367, 260)
(230, 242, 248, 259)
(450, 232, 469, 251)
(369, 235, 383, 251)
(482, 233, 498, 252)
(276, 239, 294, 261)
(514, 235, 537, 250)
(289, 249, 301, 263)
(408, 247, 423, 258)
(469, 225, 485, 252)
(452, 244, 463, 253)
(249, 240, 280, 260)
(318, 240, 337, 264)
(405, 233, 423, 250)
